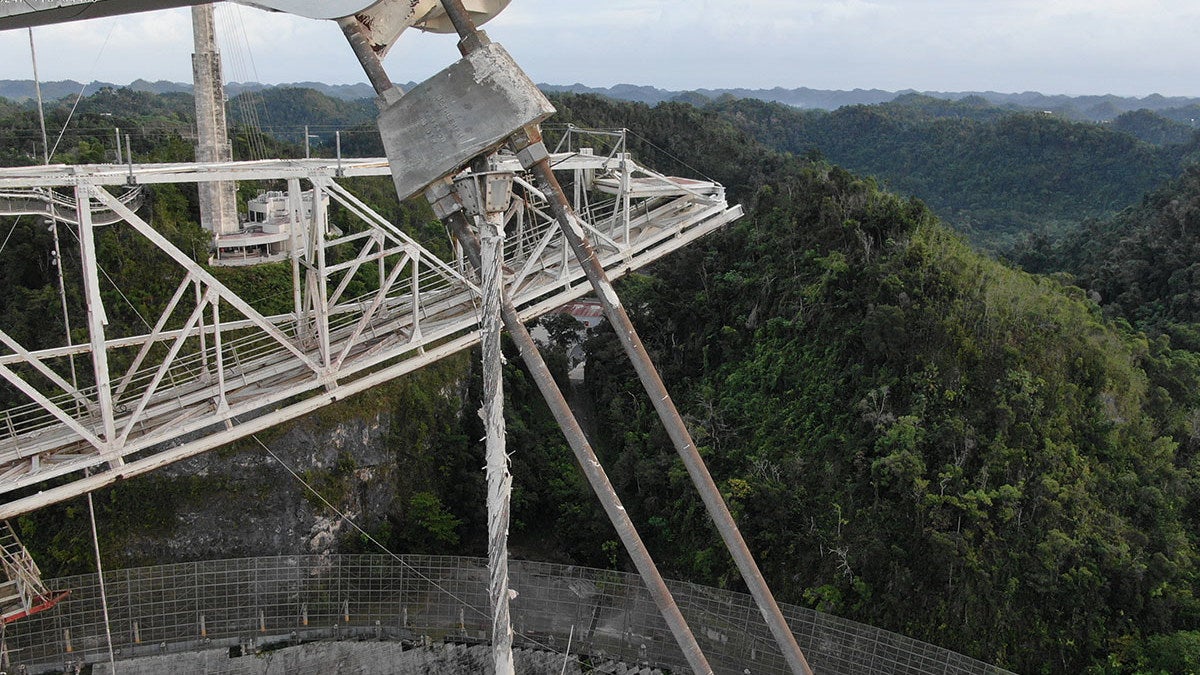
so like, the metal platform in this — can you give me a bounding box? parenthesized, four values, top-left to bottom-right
(0, 141, 741, 519)
(0, 186, 143, 226)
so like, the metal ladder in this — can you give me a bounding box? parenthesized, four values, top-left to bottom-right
(0, 521, 67, 624)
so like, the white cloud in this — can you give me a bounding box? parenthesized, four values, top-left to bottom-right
(0, 0, 1197, 96)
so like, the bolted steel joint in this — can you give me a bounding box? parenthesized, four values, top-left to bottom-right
(457, 30, 492, 56)
(514, 141, 549, 170)
(452, 171, 515, 219)
(425, 178, 464, 221)
(507, 125, 543, 152)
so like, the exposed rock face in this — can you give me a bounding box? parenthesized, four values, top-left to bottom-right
(117, 411, 398, 565)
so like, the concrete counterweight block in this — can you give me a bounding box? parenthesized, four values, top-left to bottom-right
(378, 41, 555, 202)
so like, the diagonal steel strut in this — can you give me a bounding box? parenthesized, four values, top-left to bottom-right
(339, 13, 716, 675)
(513, 130, 816, 675)
(436, 3, 815, 673)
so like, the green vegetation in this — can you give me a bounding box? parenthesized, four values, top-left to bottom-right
(581, 158, 1200, 672)
(1113, 110, 1197, 146)
(1012, 165, 1200, 347)
(700, 94, 1200, 250)
(543, 93, 1200, 671)
(1, 86, 1199, 672)
(227, 86, 375, 151)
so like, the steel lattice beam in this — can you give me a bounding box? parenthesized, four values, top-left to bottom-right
(0, 149, 741, 519)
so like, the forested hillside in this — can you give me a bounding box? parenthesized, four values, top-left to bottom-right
(225, 86, 376, 148)
(1012, 166, 1200, 347)
(703, 95, 1200, 250)
(1, 88, 1199, 673)
(535, 94, 1200, 674)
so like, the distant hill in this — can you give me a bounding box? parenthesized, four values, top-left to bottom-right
(225, 81, 379, 101)
(539, 82, 1200, 122)
(691, 94, 1199, 250)
(0, 79, 380, 103)
(539, 82, 902, 108)
(4, 78, 1200, 123)
(1010, 165, 1200, 343)
(4, 78, 1198, 252)
(226, 87, 377, 147)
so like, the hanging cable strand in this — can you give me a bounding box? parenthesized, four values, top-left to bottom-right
(474, 172, 516, 674)
(440, 207, 715, 675)
(215, 4, 270, 162)
(232, 4, 275, 161)
(86, 487, 117, 673)
(28, 28, 49, 165)
(626, 129, 719, 184)
(48, 19, 118, 162)
(250, 435, 568, 659)
(59, 222, 154, 331)
(49, 216, 79, 393)
(0, 215, 22, 257)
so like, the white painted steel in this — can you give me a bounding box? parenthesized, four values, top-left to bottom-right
(0, 143, 741, 518)
(0, 0, 508, 31)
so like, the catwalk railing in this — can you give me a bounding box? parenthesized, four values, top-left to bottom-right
(2, 554, 1012, 675)
(0, 148, 740, 519)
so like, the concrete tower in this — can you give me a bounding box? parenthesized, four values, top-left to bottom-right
(192, 4, 239, 236)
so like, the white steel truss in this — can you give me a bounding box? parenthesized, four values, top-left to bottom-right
(0, 137, 741, 518)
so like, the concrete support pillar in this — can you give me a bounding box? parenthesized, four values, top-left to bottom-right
(192, 4, 238, 237)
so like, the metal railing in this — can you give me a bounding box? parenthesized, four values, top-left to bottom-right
(1, 554, 1011, 674)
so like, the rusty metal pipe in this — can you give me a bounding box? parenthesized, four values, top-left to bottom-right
(438, 0, 479, 40)
(510, 130, 815, 675)
(337, 17, 395, 98)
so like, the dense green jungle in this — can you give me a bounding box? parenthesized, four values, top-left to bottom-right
(1, 86, 1200, 673)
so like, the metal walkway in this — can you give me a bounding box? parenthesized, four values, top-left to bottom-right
(0, 186, 143, 226)
(0, 144, 741, 519)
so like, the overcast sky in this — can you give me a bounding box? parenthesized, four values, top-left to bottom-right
(0, 1, 1198, 97)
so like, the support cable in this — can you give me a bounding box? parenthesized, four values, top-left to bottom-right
(560, 625, 574, 675)
(0, 215, 22, 257)
(442, 208, 715, 675)
(28, 28, 49, 165)
(216, 4, 271, 161)
(250, 435, 567, 659)
(60, 222, 155, 331)
(48, 20, 118, 162)
(478, 186, 515, 674)
(86, 489, 117, 673)
(626, 129, 718, 184)
(50, 217, 79, 398)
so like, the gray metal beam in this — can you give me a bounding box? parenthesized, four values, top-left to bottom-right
(514, 134, 816, 675)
